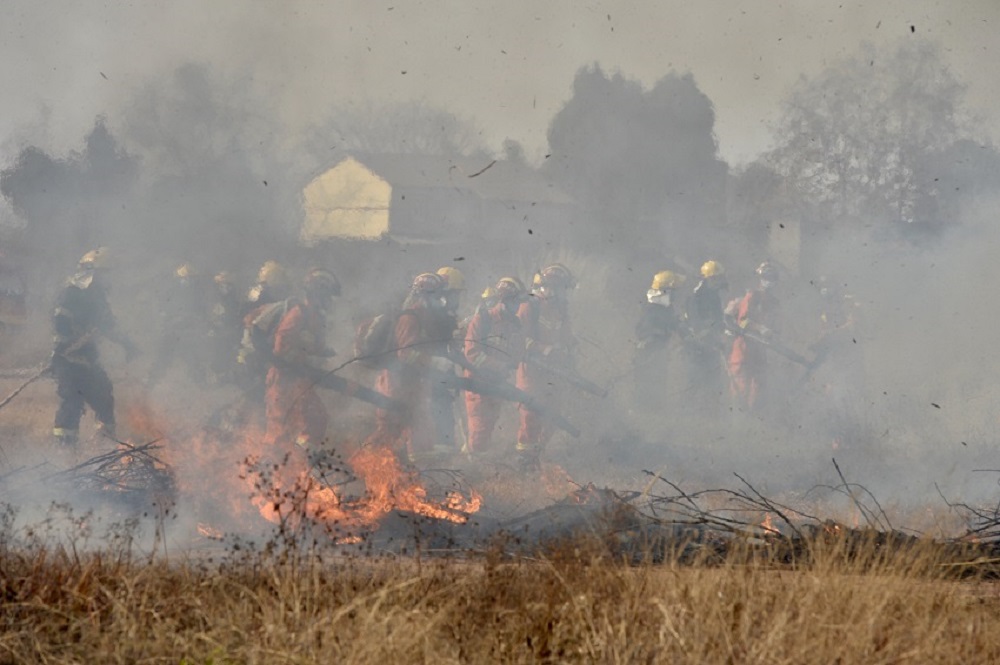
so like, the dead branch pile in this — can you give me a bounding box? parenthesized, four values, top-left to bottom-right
(44, 440, 176, 507)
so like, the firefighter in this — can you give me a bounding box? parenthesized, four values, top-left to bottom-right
(51, 248, 137, 446)
(633, 269, 686, 413)
(808, 275, 865, 450)
(146, 262, 212, 388)
(364, 272, 453, 464)
(516, 263, 577, 471)
(206, 271, 243, 384)
(463, 276, 528, 456)
(436, 266, 466, 319)
(262, 268, 340, 466)
(429, 266, 466, 450)
(237, 260, 292, 389)
(683, 260, 729, 412)
(241, 260, 291, 319)
(725, 260, 781, 413)
(458, 284, 497, 342)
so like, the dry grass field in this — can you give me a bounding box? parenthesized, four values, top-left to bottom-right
(3, 516, 1000, 664)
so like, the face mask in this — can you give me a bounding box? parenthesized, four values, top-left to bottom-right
(647, 289, 671, 306)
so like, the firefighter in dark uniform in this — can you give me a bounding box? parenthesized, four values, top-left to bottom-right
(51, 248, 137, 446)
(240, 260, 291, 321)
(633, 270, 686, 413)
(206, 270, 243, 385)
(146, 262, 212, 388)
(683, 260, 729, 413)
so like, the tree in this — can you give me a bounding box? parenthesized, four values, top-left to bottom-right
(0, 119, 137, 267)
(543, 65, 727, 253)
(765, 40, 970, 237)
(120, 63, 292, 261)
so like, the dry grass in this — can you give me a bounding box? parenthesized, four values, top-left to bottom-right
(2, 519, 1000, 664)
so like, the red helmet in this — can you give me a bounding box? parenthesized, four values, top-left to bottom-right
(304, 267, 341, 297)
(534, 263, 576, 289)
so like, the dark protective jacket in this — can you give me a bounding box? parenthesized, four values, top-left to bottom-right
(634, 301, 681, 349)
(52, 273, 121, 364)
(687, 279, 725, 335)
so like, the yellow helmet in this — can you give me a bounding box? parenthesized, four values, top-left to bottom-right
(700, 260, 725, 279)
(213, 271, 233, 286)
(436, 266, 466, 291)
(257, 260, 289, 289)
(651, 270, 685, 291)
(175, 262, 197, 279)
(78, 247, 112, 270)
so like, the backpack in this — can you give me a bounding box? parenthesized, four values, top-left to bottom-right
(353, 309, 403, 369)
(237, 298, 297, 376)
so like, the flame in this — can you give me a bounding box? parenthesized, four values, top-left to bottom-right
(121, 400, 482, 539)
(541, 463, 577, 499)
(242, 444, 481, 533)
(760, 512, 779, 535)
(345, 445, 481, 523)
(197, 523, 224, 539)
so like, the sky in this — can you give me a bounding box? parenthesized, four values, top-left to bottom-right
(1, 1, 999, 166)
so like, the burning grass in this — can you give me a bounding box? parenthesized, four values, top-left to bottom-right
(3, 514, 1000, 663)
(5, 399, 1000, 661)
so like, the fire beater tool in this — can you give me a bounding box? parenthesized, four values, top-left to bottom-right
(0, 363, 51, 414)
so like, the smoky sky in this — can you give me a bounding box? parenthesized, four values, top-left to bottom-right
(2, 1, 1000, 166)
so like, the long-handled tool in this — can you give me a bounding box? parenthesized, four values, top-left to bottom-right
(0, 363, 51, 413)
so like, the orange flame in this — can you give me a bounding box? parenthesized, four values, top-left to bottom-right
(122, 400, 482, 538)
(760, 512, 779, 535)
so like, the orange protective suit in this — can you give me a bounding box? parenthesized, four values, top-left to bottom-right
(463, 303, 525, 453)
(727, 287, 779, 411)
(366, 306, 450, 462)
(263, 302, 329, 463)
(515, 296, 574, 452)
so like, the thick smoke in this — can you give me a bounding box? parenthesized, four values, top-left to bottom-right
(0, 28, 999, 547)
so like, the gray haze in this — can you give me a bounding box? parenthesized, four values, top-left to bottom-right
(3, 1, 1000, 164)
(1, 2, 1000, 545)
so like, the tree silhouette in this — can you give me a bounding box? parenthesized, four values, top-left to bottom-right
(0, 118, 137, 268)
(765, 41, 978, 239)
(543, 65, 727, 252)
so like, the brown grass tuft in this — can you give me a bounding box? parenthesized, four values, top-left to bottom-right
(3, 523, 1000, 663)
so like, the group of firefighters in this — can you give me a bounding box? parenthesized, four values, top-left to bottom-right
(46, 246, 857, 469)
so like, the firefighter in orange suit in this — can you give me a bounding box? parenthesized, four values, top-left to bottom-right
(262, 268, 340, 464)
(463, 276, 527, 455)
(516, 264, 576, 470)
(725, 261, 781, 412)
(365, 272, 453, 464)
